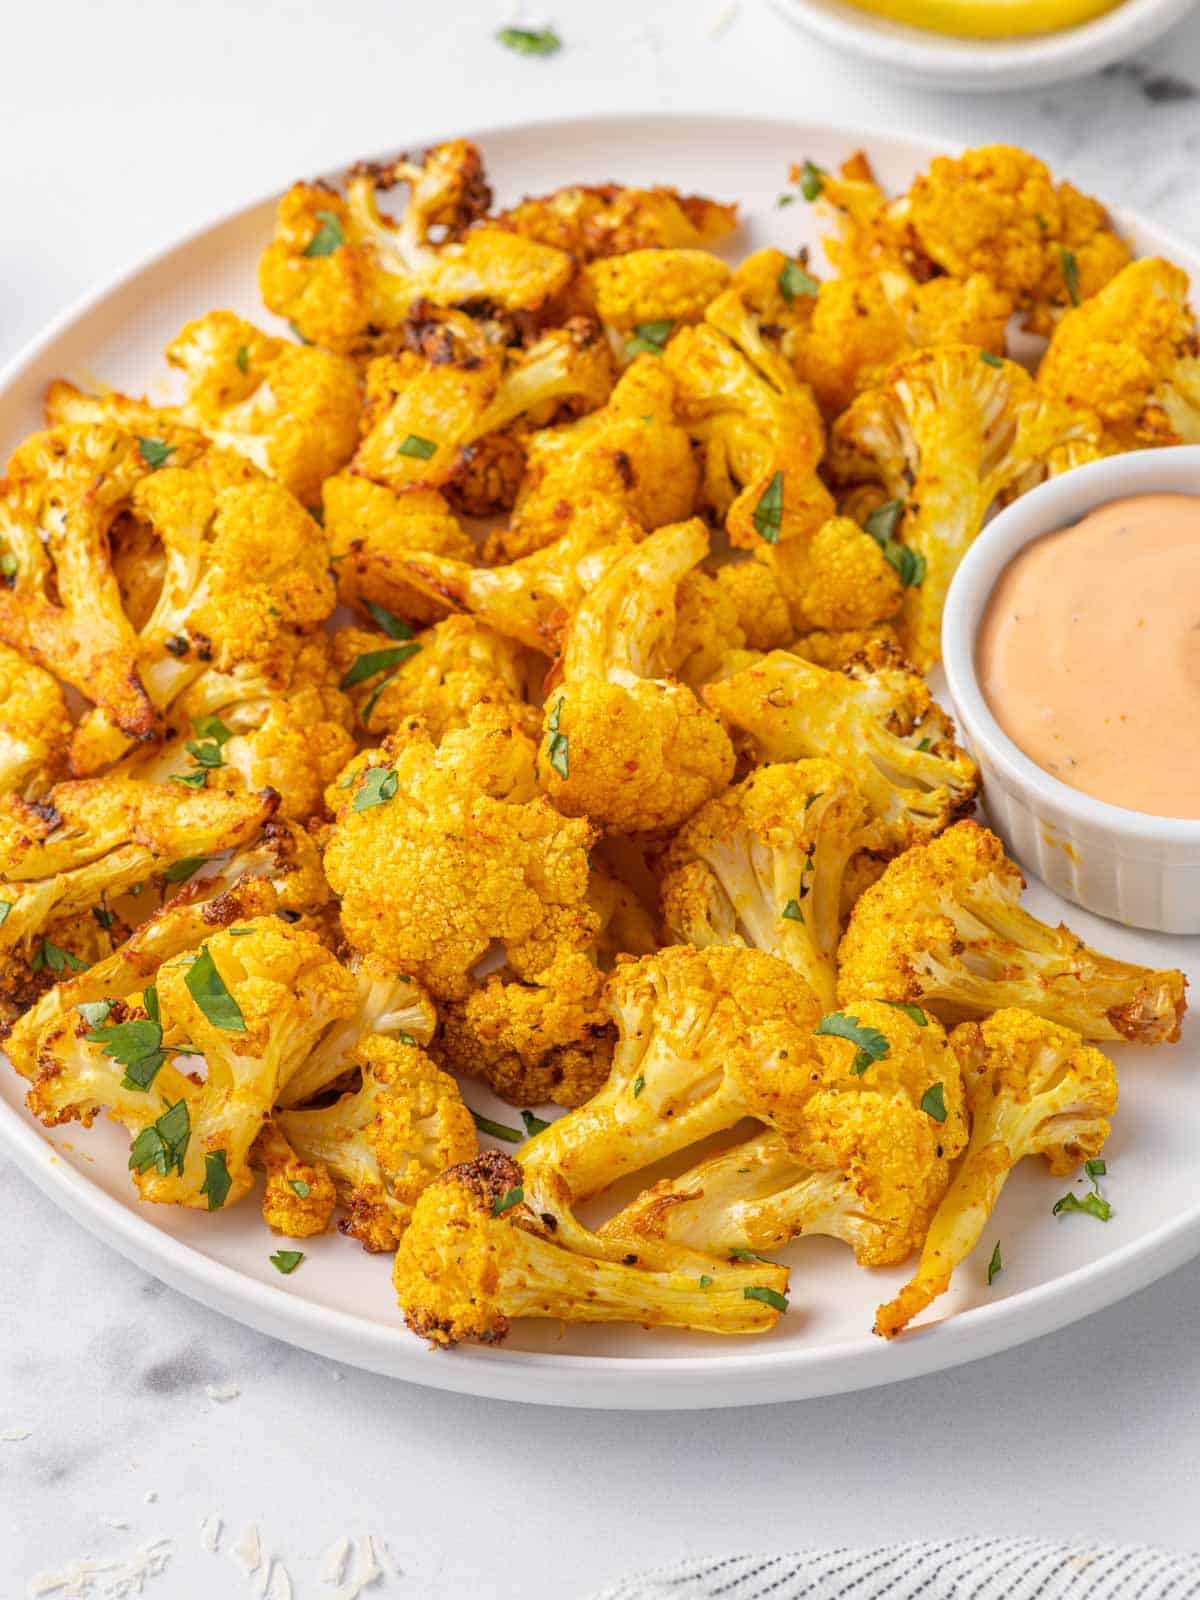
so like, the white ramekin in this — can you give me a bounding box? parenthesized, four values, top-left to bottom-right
(941, 446, 1200, 935)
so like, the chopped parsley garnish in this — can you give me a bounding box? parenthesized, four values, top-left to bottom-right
(228, 927, 254, 936)
(1060, 247, 1080, 306)
(86, 1012, 168, 1092)
(185, 946, 247, 1033)
(395, 1030, 416, 1046)
(310, 504, 325, 527)
(521, 1110, 551, 1137)
(743, 1285, 788, 1313)
(0, 551, 16, 578)
(144, 985, 160, 1024)
(289, 1179, 311, 1198)
(235, 344, 250, 374)
(185, 715, 233, 770)
(781, 898, 804, 922)
(729, 1247, 769, 1263)
(303, 210, 344, 257)
(1053, 1189, 1112, 1222)
(814, 1011, 890, 1075)
(882, 1001, 928, 1026)
(93, 906, 115, 931)
(778, 259, 820, 302)
(471, 1109, 523, 1144)
(987, 1241, 1003, 1286)
(200, 1150, 233, 1211)
(364, 603, 415, 641)
(545, 696, 570, 780)
(496, 24, 562, 54)
(77, 1000, 114, 1028)
(915, 737, 932, 753)
(752, 471, 784, 544)
(163, 856, 210, 885)
(351, 765, 399, 812)
(0, 900, 12, 927)
(360, 674, 400, 729)
(699, 1275, 713, 1289)
(136, 437, 177, 470)
(169, 770, 208, 788)
(270, 1250, 305, 1274)
(1085, 1158, 1107, 1182)
(288, 321, 312, 345)
(863, 499, 924, 588)
(864, 499, 903, 542)
(492, 1186, 525, 1217)
(340, 644, 421, 691)
(633, 1074, 646, 1098)
(920, 1081, 948, 1123)
(396, 434, 438, 461)
(31, 939, 86, 975)
(129, 1099, 191, 1178)
(798, 159, 825, 201)
(980, 351, 1004, 368)
(625, 319, 673, 358)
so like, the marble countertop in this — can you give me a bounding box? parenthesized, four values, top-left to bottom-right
(4, 1, 1200, 1593)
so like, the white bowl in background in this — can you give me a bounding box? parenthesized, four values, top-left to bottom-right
(769, 0, 1197, 90)
(942, 447, 1200, 935)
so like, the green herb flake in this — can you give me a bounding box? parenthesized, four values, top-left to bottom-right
(144, 985, 160, 1025)
(364, 603, 415, 641)
(228, 927, 254, 936)
(864, 499, 904, 543)
(87, 1014, 168, 1091)
(303, 210, 345, 258)
(915, 737, 932, 753)
(1060, 247, 1081, 306)
(129, 1099, 191, 1178)
(288, 321, 312, 346)
(882, 1001, 928, 1026)
(987, 1241, 1003, 1286)
(289, 1179, 311, 1198)
(471, 1109, 523, 1144)
(1053, 1189, 1113, 1222)
(163, 856, 210, 884)
(76, 1000, 114, 1028)
(0, 900, 12, 927)
(545, 695, 570, 780)
(814, 1010, 890, 1075)
(887, 544, 926, 589)
(270, 1249, 305, 1274)
(32, 940, 87, 975)
(778, 259, 820, 302)
(492, 1185, 525, 1217)
(351, 765, 399, 812)
(729, 1247, 769, 1263)
(360, 673, 399, 728)
(185, 946, 247, 1033)
(235, 344, 250, 374)
(798, 159, 825, 201)
(743, 1284, 788, 1314)
(340, 644, 421, 690)
(200, 1149, 233, 1211)
(0, 551, 17, 578)
(920, 1081, 948, 1123)
(169, 770, 208, 788)
(521, 1110, 551, 1137)
(633, 1073, 646, 1098)
(396, 434, 438, 461)
(980, 351, 1004, 368)
(93, 906, 115, 930)
(752, 470, 784, 544)
(136, 436, 177, 471)
(394, 1031, 416, 1046)
(699, 1274, 713, 1289)
(781, 898, 804, 922)
(496, 24, 562, 54)
(625, 319, 674, 359)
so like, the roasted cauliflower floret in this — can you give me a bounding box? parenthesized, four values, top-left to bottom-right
(664, 569, 748, 690)
(276, 1035, 477, 1252)
(495, 182, 738, 259)
(586, 249, 731, 335)
(789, 623, 902, 671)
(876, 1008, 1119, 1337)
(1037, 257, 1200, 450)
(324, 719, 597, 999)
(518, 944, 824, 1204)
(661, 760, 869, 1008)
(838, 820, 1187, 1044)
(535, 520, 735, 834)
(604, 999, 967, 1267)
(394, 1151, 788, 1346)
(259, 143, 574, 353)
(46, 310, 361, 505)
(323, 474, 475, 628)
(776, 515, 903, 635)
(255, 1117, 337, 1238)
(712, 560, 793, 652)
(828, 345, 1100, 670)
(704, 641, 978, 851)
(0, 644, 71, 798)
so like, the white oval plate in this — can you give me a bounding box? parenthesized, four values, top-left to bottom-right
(1, 114, 1197, 1409)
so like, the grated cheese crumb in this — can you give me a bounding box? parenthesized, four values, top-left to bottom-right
(199, 1516, 222, 1554)
(205, 1383, 240, 1403)
(28, 1537, 172, 1598)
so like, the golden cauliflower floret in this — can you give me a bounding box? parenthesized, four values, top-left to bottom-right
(781, 515, 903, 633)
(1037, 257, 1200, 449)
(586, 249, 732, 334)
(495, 182, 738, 259)
(324, 722, 598, 1000)
(435, 952, 614, 1110)
(789, 623, 901, 671)
(276, 1034, 477, 1253)
(255, 1118, 337, 1238)
(665, 568, 747, 689)
(838, 819, 1187, 1045)
(0, 643, 71, 798)
(713, 560, 793, 652)
(875, 1008, 1119, 1338)
(536, 520, 735, 834)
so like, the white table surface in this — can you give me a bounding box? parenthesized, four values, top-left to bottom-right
(4, 2, 1200, 1594)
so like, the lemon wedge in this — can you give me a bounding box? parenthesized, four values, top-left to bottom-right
(843, 0, 1124, 36)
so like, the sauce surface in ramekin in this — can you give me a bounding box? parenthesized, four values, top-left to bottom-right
(977, 491, 1200, 820)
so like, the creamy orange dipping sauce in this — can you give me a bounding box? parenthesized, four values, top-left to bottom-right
(977, 493, 1200, 820)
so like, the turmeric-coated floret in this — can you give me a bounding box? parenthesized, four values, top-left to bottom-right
(704, 641, 977, 851)
(713, 560, 793, 652)
(838, 820, 1187, 1044)
(0, 643, 71, 798)
(661, 760, 869, 1008)
(393, 1151, 788, 1347)
(495, 182, 738, 259)
(788, 624, 902, 671)
(323, 473, 475, 628)
(277, 1035, 477, 1252)
(586, 249, 731, 335)
(255, 1118, 337, 1238)
(665, 568, 748, 690)
(776, 515, 903, 634)
(875, 1008, 1119, 1336)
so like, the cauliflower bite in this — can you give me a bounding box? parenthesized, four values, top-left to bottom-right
(46, 309, 361, 505)
(771, 515, 903, 635)
(254, 1118, 337, 1238)
(661, 760, 870, 1008)
(27, 918, 359, 1210)
(1037, 257, 1200, 450)
(586, 249, 732, 335)
(259, 142, 575, 354)
(789, 623, 902, 671)
(839, 820, 1187, 1044)
(829, 345, 1100, 671)
(494, 355, 699, 561)
(713, 560, 794, 652)
(435, 952, 615, 1110)
(665, 568, 748, 690)
(324, 717, 597, 999)
(875, 1009, 1118, 1337)
(603, 1000, 967, 1268)
(276, 1035, 477, 1252)
(536, 520, 735, 834)
(0, 643, 71, 798)
(495, 182, 738, 259)
(518, 944, 824, 1205)
(394, 1151, 788, 1346)
(332, 613, 539, 743)
(704, 641, 978, 852)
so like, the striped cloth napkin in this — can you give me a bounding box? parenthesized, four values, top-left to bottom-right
(590, 1538, 1198, 1600)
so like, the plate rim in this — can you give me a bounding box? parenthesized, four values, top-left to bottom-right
(2, 109, 1198, 1409)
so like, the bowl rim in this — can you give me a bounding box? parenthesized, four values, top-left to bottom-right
(940, 445, 1200, 849)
